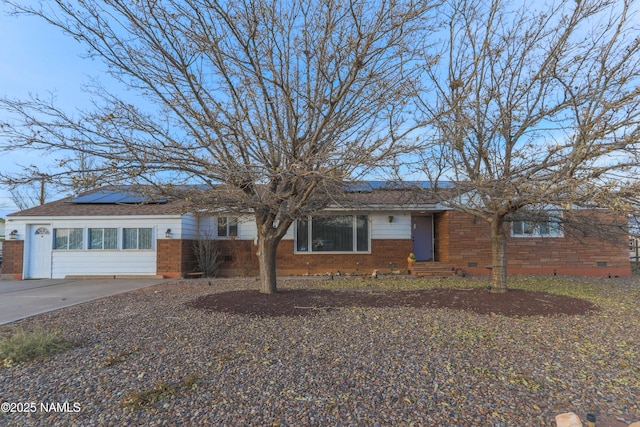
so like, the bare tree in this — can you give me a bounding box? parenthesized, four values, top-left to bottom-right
(0, 0, 434, 293)
(2, 170, 69, 211)
(417, 0, 640, 292)
(1, 142, 104, 211)
(6, 178, 47, 211)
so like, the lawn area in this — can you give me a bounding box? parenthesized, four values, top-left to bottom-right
(1, 275, 639, 426)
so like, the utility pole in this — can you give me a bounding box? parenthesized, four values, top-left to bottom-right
(39, 178, 45, 206)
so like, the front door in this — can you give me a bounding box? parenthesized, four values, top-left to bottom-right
(27, 225, 52, 279)
(412, 216, 433, 261)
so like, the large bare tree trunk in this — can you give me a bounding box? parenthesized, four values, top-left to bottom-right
(256, 232, 279, 294)
(490, 216, 508, 293)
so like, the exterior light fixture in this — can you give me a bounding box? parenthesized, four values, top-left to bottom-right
(388, 215, 394, 223)
(9, 230, 18, 240)
(165, 229, 172, 238)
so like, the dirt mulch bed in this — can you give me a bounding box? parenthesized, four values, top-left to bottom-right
(189, 286, 598, 317)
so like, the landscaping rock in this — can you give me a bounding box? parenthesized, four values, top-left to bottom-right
(0, 276, 638, 426)
(556, 412, 583, 427)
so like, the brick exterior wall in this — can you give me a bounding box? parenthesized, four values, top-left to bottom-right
(433, 212, 449, 262)
(0, 240, 24, 279)
(440, 210, 631, 277)
(275, 239, 413, 276)
(443, 211, 493, 268)
(152, 210, 633, 279)
(190, 238, 414, 277)
(156, 239, 196, 278)
(216, 239, 260, 277)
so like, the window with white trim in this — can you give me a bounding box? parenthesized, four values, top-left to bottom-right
(123, 228, 153, 250)
(296, 215, 369, 252)
(53, 228, 83, 250)
(511, 214, 563, 237)
(217, 217, 238, 237)
(88, 228, 118, 250)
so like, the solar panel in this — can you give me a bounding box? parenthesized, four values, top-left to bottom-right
(344, 182, 374, 192)
(70, 190, 114, 203)
(96, 192, 133, 203)
(70, 189, 167, 204)
(344, 181, 440, 192)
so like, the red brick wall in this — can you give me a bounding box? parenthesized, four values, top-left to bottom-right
(440, 211, 631, 277)
(442, 211, 493, 269)
(216, 239, 259, 277)
(209, 238, 413, 277)
(434, 212, 449, 262)
(275, 239, 413, 276)
(0, 240, 24, 279)
(164, 210, 631, 278)
(156, 239, 196, 278)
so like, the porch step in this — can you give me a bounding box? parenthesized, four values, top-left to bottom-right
(410, 262, 457, 277)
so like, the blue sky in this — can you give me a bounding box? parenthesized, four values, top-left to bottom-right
(0, 3, 105, 217)
(1, 2, 637, 219)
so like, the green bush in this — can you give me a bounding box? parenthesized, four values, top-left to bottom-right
(0, 326, 73, 366)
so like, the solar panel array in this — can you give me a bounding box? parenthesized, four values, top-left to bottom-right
(344, 181, 438, 192)
(70, 189, 167, 204)
(70, 181, 449, 203)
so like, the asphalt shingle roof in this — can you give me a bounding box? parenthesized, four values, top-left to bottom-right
(8, 188, 185, 217)
(7, 182, 443, 217)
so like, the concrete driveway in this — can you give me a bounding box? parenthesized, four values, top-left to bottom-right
(0, 278, 167, 325)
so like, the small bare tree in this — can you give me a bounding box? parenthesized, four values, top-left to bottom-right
(8, 180, 47, 211)
(417, 0, 640, 291)
(0, 0, 434, 293)
(1, 142, 105, 211)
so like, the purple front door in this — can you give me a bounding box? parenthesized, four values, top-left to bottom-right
(412, 216, 433, 261)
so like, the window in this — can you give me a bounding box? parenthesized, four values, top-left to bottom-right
(123, 228, 153, 250)
(88, 228, 117, 250)
(296, 215, 369, 252)
(356, 215, 369, 251)
(512, 214, 563, 237)
(35, 227, 50, 236)
(217, 217, 238, 237)
(53, 228, 83, 250)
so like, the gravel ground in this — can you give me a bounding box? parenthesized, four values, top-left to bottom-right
(0, 275, 639, 426)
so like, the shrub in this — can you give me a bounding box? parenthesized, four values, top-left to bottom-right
(193, 232, 222, 278)
(0, 326, 73, 366)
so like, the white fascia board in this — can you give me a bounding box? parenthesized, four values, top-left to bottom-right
(6, 214, 185, 221)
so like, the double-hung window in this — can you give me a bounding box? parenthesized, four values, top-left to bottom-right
(53, 228, 83, 250)
(217, 217, 238, 237)
(88, 228, 118, 250)
(123, 228, 153, 250)
(296, 215, 369, 252)
(512, 213, 563, 237)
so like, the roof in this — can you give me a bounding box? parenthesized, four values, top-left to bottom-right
(7, 182, 446, 218)
(8, 187, 185, 217)
(336, 182, 444, 208)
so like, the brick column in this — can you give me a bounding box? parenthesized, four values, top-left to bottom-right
(1, 240, 24, 280)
